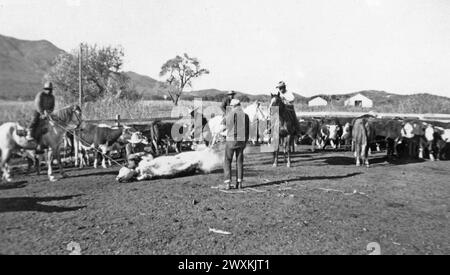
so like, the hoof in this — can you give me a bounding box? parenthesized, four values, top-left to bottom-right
(61, 173, 68, 179)
(272, 163, 277, 167)
(48, 176, 57, 182)
(287, 163, 291, 168)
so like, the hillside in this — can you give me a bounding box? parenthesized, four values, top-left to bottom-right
(0, 34, 64, 100)
(1, 34, 449, 113)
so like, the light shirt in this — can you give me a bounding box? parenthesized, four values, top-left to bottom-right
(280, 90, 295, 105)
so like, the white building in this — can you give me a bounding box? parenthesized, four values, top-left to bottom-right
(344, 93, 373, 108)
(308, 97, 328, 107)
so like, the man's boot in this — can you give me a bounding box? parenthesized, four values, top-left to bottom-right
(236, 180, 243, 190)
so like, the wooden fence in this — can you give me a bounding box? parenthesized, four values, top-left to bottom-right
(84, 112, 450, 126)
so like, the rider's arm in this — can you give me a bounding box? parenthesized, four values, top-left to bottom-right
(220, 98, 228, 113)
(34, 92, 45, 115)
(282, 91, 295, 105)
(47, 94, 55, 114)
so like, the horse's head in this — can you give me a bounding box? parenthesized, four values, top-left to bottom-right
(268, 92, 285, 117)
(51, 105, 83, 130)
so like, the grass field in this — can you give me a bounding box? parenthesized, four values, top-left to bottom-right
(0, 99, 224, 125)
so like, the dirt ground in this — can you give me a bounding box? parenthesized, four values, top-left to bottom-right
(0, 145, 449, 255)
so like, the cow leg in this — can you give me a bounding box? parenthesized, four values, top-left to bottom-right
(1, 149, 13, 182)
(47, 149, 57, 182)
(55, 147, 67, 178)
(419, 146, 424, 159)
(394, 138, 400, 157)
(100, 146, 108, 169)
(321, 139, 327, 150)
(93, 150, 100, 169)
(354, 142, 361, 167)
(330, 139, 336, 149)
(363, 143, 370, 168)
(272, 145, 279, 167)
(311, 139, 316, 152)
(34, 152, 41, 175)
(287, 137, 292, 168)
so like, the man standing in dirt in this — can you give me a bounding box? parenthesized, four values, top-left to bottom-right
(220, 91, 236, 115)
(217, 99, 250, 190)
(26, 82, 55, 151)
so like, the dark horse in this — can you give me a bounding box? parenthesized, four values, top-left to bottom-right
(268, 93, 299, 167)
(28, 105, 82, 182)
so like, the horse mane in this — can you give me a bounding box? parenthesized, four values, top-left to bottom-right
(51, 105, 79, 124)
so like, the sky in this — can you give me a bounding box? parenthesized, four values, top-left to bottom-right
(0, 0, 449, 97)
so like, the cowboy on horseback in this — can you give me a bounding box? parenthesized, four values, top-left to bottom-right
(274, 81, 301, 133)
(26, 81, 55, 151)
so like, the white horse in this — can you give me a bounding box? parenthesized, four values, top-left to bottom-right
(0, 123, 36, 182)
(244, 101, 268, 144)
(207, 116, 226, 147)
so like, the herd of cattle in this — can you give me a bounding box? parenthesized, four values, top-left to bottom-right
(298, 115, 450, 166)
(13, 108, 450, 175)
(56, 114, 450, 170)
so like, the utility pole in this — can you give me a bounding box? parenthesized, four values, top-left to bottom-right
(78, 43, 83, 111)
(75, 43, 83, 167)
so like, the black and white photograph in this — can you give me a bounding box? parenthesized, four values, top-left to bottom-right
(0, 0, 449, 258)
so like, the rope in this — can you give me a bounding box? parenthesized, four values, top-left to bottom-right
(48, 117, 126, 168)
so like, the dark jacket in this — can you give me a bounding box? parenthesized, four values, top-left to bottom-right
(225, 106, 250, 145)
(35, 91, 55, 114)
(221, 97, 233, 114)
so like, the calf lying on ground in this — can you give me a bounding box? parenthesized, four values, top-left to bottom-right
(116, 148, 221, 182)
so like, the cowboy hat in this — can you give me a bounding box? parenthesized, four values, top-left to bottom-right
(44, 81, 53, 90)
(276, 81, 286, 89)
(128, 132, 149, 144)
(227, 90, 237, 96)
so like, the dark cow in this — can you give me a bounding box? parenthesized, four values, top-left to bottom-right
(75, 124, 132, 168)
(366, 118, 404, 158)
(423, 124, 449, 161)
(298, 118, 322, 152)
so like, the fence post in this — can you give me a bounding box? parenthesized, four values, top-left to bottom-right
(74, 133, 79, 167)
(116, 115, 121, 127)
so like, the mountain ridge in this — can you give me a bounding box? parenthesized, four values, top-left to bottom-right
(1, 33, 449, 113)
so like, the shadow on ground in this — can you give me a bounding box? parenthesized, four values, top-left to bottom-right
(248, 172, 363, 188)
(0, 181, 28, 190)
(0, 194, 86, 213)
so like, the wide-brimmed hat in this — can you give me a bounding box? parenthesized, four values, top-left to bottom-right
(230, 99, 241, 107)
(227, 90, 237, 96)
(44, 81, 53, 90)
(128, 132, 148, 144)
(276, 81, 286, 89)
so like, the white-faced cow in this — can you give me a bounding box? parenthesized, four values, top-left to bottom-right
(75, 123, 132, 169)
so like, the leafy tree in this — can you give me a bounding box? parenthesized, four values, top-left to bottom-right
(46, 44, 140, 104)
(159, 53, 209, 106)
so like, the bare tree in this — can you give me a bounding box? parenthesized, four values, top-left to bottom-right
(160, 53, 209, 105)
